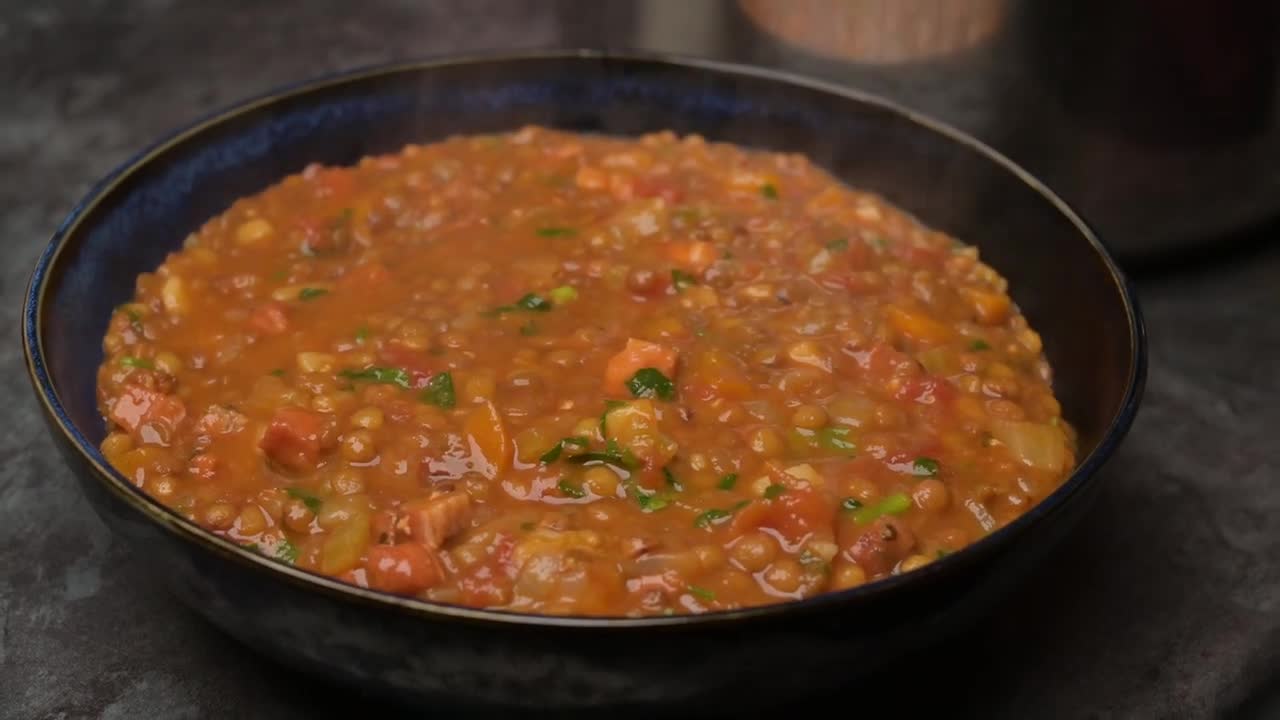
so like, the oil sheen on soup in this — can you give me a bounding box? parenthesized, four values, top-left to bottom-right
(97, 127, 1076, 617)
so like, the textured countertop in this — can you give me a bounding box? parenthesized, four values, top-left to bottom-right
(1, 2, 1276, 718)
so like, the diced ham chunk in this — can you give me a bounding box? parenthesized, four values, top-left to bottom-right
(399, 492, 472, 549)
(260, 406, 330, 473)
(109, 385, 186, 445)
(365, 543, 443, 595)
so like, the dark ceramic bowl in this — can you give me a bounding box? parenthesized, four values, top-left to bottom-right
(22, 50, 1145, 713)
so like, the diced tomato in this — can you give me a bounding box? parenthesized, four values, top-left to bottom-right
(894, 376, 956, 407)
(380, 343, 433, 375)
(633, 177, 683, 203)
(314, 167, 356, 201)
(665, 241, 718, 274)
(604, 338, 679, 396)
(730, 488, 835, 546)
(109, 386, 187, 441)
(365, 543, 443, 595)
(248, 302, 289, 335)
(260, 406, 329, 473)
(892, 242, 945, 269)
(339, 263, 391, 289)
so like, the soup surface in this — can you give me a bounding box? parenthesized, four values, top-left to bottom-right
(97, 127, 1075, 616)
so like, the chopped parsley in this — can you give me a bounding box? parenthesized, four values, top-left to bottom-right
(119, 356, 153, 370)
(826, 238, 849, 252)
(671, 269, 697, 291)
(822, 427, 857, 452)
(420, 372, 456, 409)
(840, 497, 864, 512)
(268, 368, 285, 377)
(763, 483, 787, 500)
(969, 339, 992, 351)
(548, 285, 578, 304)
(760, 183, 779, 199)
(355, 326, 370, 344)
(557, 478, 587, 499)
(569, 439, 639, 470)
(851, 493, 912, 524)
(520, 521, 536, 532)
(298, 287, 329, 301)
(485, 292, 553, 316)
(663, 466, 684, 491)
(629, 484, 671, 512)
(717, 473, 738, 490)
(687, 585, 716, 601)
(519, 321, 539, 336)
(275, 538, 299, 564)
(339, 366, 411, 388)
(912, 457, 940, 477)
(694, 500, 751, 529)
(539, 436, 589, 464)
(285, 487, 322, 513)
(536, 226, 577, 238)
(626, 368, 676, 401)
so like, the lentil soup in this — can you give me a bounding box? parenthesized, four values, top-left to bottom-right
(97, 126, 1075, 617)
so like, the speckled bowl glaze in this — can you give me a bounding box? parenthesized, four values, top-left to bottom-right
(22, 50, 1145, 713)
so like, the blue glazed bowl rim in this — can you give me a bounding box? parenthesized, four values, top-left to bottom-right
(21, 47, 1147, 629)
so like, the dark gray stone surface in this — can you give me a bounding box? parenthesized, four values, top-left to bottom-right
(1, 1, 1276, 718)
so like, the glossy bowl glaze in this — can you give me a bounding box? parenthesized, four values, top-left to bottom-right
(22, 50, 1145, 713)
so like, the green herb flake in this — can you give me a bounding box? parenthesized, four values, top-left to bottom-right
(826, 238, 849, 252)
(571, 439, 639, 471)
(840, 497, 864, 512)
(298, 287, 329, 301)
(516, 293, 552, 312)
(687, 585, 716, 601)
(626, 367, 676, 401)
(717, 473, 738, 490)
(851, 493, 912, 524)
(936, 548, 951, 559)
(693, 500, 751, 529)
(339, 366, 411, 389)
(269, 269, 289, 282)
(819, 426, 857, 454)
(520, 321, 539, 337)
(868, 235, 889, 250)
(761, 183, 779, 199)
(557, 478, 587, 499)
(536, 226, 577, 238)
(119, 356, 154, 370)
(268, 368, 285, 377)
(421, 372, 456, 409)
(671, 269, 697, 291)
(548, 285, 579, 304)
(969, 339, 992, 351)
(520, 521, 536, 532)
(355, 326, 370, 344)
(275, 538, 299, 564)
(763, 483, 787, 500)
(663, 466, 684, 491)
(540, 436, 589, 465)
(285, 487, 322, 513)
(912, 457, 940, 477)
(630, 486, 671, 512)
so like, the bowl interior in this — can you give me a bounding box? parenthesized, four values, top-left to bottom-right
(30, 51, 1140, 562)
